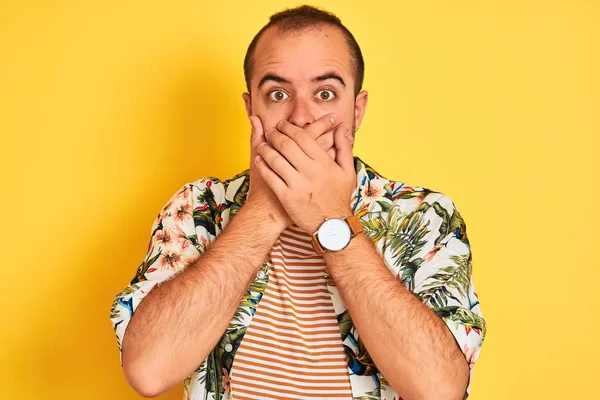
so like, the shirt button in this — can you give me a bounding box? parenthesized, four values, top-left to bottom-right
(225, 343, 233, 352)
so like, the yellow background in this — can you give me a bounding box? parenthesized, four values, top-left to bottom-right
(1, 0, 598, 399)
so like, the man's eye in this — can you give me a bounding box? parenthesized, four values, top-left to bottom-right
(316, 89, 336, 101)
(268, 90, 289, 101)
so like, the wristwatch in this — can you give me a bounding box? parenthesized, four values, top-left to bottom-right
(311, 215, 364, 255)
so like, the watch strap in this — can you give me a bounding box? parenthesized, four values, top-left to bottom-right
(346, 215, 364, 235)
(311, 234, 325, 255)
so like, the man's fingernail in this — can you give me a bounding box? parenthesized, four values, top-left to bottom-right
(330, 115, 335, 124)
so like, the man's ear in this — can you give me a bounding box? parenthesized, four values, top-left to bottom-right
(242, 92, 252, 118)
(353, 90, 368, 132)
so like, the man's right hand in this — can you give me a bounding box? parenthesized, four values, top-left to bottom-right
(246, 114, 344, 231)
(247, 115, 292, 231)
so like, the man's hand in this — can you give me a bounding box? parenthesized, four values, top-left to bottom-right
(265, 115, 340, 161)
(247, 115, 292, 232)
(254, 117, 357, 234)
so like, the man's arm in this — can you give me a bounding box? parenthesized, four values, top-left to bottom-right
(323, 232, 470, 399)
(122, 198, 284, 397)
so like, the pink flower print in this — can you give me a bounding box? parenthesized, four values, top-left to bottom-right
(423, 244, 444, 262)
(462, 344, 477, 368)
(413, 192, 426, 206)
(171, 226, 191, 253)
(154, 227, 173, 249)
(156, 248, 190, 272)
(171, 200, 193, 225)
(159, 201, 172, 220)
(221, 368, 231, 392)
(360, 179, 386, 202)
(174, 185, 192, 202)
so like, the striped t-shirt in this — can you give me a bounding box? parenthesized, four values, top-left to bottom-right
(228, 225, 352, 399)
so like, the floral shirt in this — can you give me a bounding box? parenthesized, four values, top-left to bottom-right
(110, 156, 486, 400)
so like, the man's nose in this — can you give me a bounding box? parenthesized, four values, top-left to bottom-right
(288, 98, 315, 128)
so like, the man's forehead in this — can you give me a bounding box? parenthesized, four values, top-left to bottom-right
(252, 24, 352, 83)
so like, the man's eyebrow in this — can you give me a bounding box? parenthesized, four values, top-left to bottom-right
(257, 74, 291, 89)
(313, 73, 346, 87)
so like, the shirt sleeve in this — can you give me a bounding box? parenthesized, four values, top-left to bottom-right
(385, 191, 486, 397)
(109, 180, 217, 366)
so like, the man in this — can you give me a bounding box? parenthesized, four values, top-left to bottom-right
(110, 5, 486, 400)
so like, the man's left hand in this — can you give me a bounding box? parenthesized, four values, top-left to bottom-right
(254, 118, 357, 234)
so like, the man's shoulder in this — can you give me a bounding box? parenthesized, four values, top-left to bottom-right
(186, 168, 250, 207)
(356, 157, 457, 216)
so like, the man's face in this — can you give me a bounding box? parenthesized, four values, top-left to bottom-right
(243, 24, 367, 140)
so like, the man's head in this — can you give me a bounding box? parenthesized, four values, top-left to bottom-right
(242, 5, 368, 138)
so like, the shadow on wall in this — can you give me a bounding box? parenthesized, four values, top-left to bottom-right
(20, 45, 244, 399)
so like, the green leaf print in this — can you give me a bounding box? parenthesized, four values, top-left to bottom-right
(361, 214, 389, 246)
(384, 209, 429, 269)
(434, 306, 487, 339)
(419, 255, 472, 308)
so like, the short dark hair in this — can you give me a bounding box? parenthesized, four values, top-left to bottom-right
(243, 5, 365, 96)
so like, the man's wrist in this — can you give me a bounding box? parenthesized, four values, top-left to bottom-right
(241, 198, 288, 236)
(307, 208, 354, 234)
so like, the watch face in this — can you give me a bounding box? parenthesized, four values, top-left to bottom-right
(318, 218, 351, 251)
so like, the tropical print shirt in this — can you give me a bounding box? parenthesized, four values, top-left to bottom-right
(110, 156, 486, 400)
